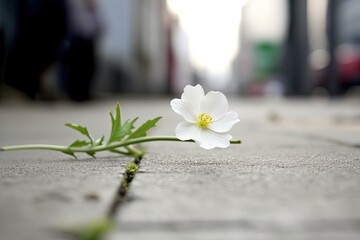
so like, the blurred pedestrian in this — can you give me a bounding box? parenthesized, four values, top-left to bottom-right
(60, 0, 103, 101)
(4, 0, 67, 99)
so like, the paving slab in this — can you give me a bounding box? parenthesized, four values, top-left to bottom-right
(0, 98, 360, 240)
(112, 135, 360, 240)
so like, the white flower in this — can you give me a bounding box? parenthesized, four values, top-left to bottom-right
(170, 84, 240, 149)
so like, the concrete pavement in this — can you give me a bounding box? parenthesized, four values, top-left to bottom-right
(0, 97, 359, 240)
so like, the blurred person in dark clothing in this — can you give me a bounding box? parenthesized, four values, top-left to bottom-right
(60, 0, 103, 101)
(3, 0, 67, 99)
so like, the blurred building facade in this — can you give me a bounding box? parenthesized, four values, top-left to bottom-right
(1, 0, 360, 99)
(96, 0, 169, 94)
(232, 0, 360, 97)
(96, 0, 192, 95)
(232, 0, 287, 96)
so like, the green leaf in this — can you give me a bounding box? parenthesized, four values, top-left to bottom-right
(127, 117, 161, 139)
(61, 149, 77, 159)
(86, 151, 96, 158)
(69, 139, 90, 148)
(108, 117, 138, 143)
(108, 103, 122, 143)
(120, 117, 138, 136)
(65, 123, 94, 144)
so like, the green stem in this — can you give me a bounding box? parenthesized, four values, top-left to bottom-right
(0, 136, 241, 153)
(109, 149, 132, 156)
(1, 144, 67, 152)
(124, 146, 144, 162)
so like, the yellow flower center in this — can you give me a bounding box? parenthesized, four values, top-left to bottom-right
(196, 113, 213, 128)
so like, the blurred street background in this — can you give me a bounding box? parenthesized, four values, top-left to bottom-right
(0, 0, 360, 100)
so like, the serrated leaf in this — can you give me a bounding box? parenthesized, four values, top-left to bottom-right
(108, 117, 138, 143)
(119, 117, 138, 137)
(108, 103, 122, 143)
(69, 139, 90, 148)
(127, 117, 161, 139)
(61, 149, 77, 159)
(86, 151, 96, 158)
(65, 123, 94, 144)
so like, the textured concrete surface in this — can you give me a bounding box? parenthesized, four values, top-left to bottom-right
(1, 97, 360, 240)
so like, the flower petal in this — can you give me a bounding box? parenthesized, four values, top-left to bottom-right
(175, 121, 201, 142)
(170, 98, 196, 123)
(181, 85, 204, 115)
(170, 98, 183, 115)
(208, 111, 240, 133)
(201, 91, 228, 120)
(199, 130, 232, 150)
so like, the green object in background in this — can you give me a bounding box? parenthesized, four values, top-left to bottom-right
(254, 41, 280, 79)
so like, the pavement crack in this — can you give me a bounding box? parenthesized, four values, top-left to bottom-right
(301, 133, 360, 149)
(107, 158, 141, 218)
(282, 131, 360, 149)
(55, 158, 141, 240)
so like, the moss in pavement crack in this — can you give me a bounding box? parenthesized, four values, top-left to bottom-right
(64, 157, 141, 240)
(125, 162, 139, 183)
(108, 158, 141, 218)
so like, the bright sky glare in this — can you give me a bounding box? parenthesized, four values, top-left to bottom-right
(167, 0, 246, 86)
